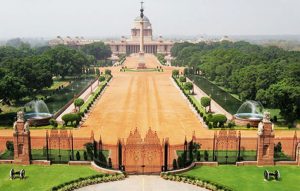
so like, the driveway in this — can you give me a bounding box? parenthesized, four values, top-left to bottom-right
(76, 175, 208, 191)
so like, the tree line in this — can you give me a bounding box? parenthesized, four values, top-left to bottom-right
(171, 41, 300, 123)
(0, 41, 112, 104)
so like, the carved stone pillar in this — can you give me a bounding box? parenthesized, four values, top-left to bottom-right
(257, 112, 274, 166)
(13, 111, 31, 165)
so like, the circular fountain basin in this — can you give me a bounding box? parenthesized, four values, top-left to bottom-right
(233, 113, 263, 127)
(25, 112, 53, 126)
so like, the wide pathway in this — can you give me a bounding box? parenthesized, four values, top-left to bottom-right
(56, 78, 100, 122)
(76, 175, 208, 191)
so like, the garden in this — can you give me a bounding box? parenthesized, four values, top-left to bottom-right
(178, 165, 300, 191)
(0, 164, 99, 191)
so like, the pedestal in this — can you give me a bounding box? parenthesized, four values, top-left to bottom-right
(257, 121, 274, 166)
(13, 121, 31, 165)
(137, 52, 147, 69)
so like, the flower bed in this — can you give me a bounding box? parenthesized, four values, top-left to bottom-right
(161, 173, 233, 191)
(51, 173, 125, 191)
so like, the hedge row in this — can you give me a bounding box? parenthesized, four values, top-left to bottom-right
(51, 173, 125, 191)
(81, 75, 112, 113)
(161, 173, 233, 191)
(174, 76, 230, 129)
(173, 76, 205, 122)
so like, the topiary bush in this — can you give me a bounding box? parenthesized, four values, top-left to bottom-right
(200, 97, 211, 112)
(246, 123, 251, 128)
(211, 114, 227, 127)
(49, 118, 58, 128)
(98, 75, 105, 82)
(74, 98, 84, 110)
(62, 113, 82, 127)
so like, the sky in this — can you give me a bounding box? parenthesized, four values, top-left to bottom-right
(0, 0, 300, 39)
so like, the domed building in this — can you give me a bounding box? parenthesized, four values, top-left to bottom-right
(49, 5, 173, 56)
(107, 14, 173, 55)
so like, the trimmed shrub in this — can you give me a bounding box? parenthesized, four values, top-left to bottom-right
(172, 159, 178, 170)
(62, 113, 82, 127)
(246, 123, 251, 128)
(76, 151, 81, 161)
(83, 151, 88, 160)
(184, 82, 193, 94)
(208, 123, 213, 129)
(200, 112, 203, 117)
(200, 97, 211, 112)
(179, 76, 186, 83)
(204, 150, 209, 161)
(49, 118, 58, 128)
(74, 98, 84, 110)
(211, 114, 227, 127)
(172, 69, 179, 77)
(98, 75, 106, 82)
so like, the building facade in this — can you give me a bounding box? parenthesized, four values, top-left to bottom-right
(49, 15, 174, 56)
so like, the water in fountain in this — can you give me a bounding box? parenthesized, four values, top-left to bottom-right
(235, 100, 264, 120)
(24, 100, 52, 119)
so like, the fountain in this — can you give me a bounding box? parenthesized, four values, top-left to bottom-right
(24, 100, 53, 126)
(233, 100, 264, 127)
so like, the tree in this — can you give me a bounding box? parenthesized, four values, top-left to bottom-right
(184, 82, 193, 94)
(201, 97, 211, 112)
(81, 42, 112, 60)
(74, 98, 84, 111)
(84, 142, 94, 160)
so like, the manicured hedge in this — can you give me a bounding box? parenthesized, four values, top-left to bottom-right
(51, 173, 125, 191)
(62, 113, 82, 127)
(161, 173, 233, 191)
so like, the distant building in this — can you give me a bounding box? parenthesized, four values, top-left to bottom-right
(49, 15, 174, 56)
(107, 15, 173, 55)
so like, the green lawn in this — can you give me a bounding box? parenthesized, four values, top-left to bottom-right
(0, 164, 99, 191)
(182, 165, 300, 191)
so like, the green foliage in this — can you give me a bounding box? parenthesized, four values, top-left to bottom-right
(81, 42, 112, 60)
(74, 98, 84, 109)
(179, 76, 186, 83)
(49, 119, 58, 128)
(172, 69, 179, 77)
(105, 69, 111, 75)
(200, 97, 211, 112)
(51, 174, 125, 191)
(83, 151, 88, 161)
(76, 151, 81, 161)
(62, 113, 81, 127)
(246, 123, 251, 128)
(184, 82, 193, 94)
(84, 142, 94, 160)
(6, 141, 14, 152)
(171, 41, 300, 122)
(274, 142, 282, 153)
(204, 150, 209, 161)
(172, 159, 178, 170)
(211, 114, 227, 127)
(98, 75, 105, 82)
